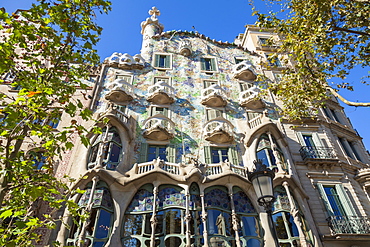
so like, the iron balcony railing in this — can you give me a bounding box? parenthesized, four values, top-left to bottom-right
(299, 146, 336, 160)
(327, 216, 370, 234)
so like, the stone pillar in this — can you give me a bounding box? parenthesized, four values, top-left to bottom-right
(150, 186, 158, 247)
(200, 192, 209, 247)
(282, 182, 307, 246)
(185, 187, 191, 247)
(227, 186, 241, 247)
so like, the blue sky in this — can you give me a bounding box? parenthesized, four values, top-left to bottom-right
(2, 0, 370, 151)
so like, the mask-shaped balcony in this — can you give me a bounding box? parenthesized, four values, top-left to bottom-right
(179, 40, 192, 57)
(204, 118, 234, 144)
(105, 79, 135, 103)
(105, 52, 145, 70)
(147, 81, 175, 105)
(239, 86, 265, 109)
(232, 61, 257, 81)
(201, 84, 228, 107)
(142, 115, 175, 141)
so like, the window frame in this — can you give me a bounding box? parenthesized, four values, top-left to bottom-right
(205, 108, 225, 121)
(203, 79, 219, 89)
(153, 53, 172, 70)
(153, 76, 171, 86)
(115, 73, 133, 84)
(200, 56, 218, 73)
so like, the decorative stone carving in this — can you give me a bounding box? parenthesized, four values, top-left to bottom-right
(239, 86, 265, 109)
(142, 115, 175, 141)
(201, 84, 227, 107)
(147, 80, 175, 104)
(179, 39, 192, 57)
(105, 53, 145, 70)
(204, 118, 234, 143)
(105, 79, 134, 102)
(233, 60, 257, 80)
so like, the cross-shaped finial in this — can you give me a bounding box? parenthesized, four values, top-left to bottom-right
(149, 6, 160, 18)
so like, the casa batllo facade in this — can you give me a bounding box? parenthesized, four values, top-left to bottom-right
(34, 7, 370, 247)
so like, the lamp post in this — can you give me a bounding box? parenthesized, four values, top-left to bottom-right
(248, 160, 279, 247)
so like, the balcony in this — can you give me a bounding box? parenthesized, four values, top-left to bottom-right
(105, 52, 145, 70)
(239, 86, 265, 109)
(201, 84, 227, 107)
(300, 146, 337, 160)
(257, 40, 281, 51)
(147, 81, 175, 105)
(105, 79, 134, 103)
(232, 61, 257, 81)
(142, 115, 175, 141)
(204, 118, 234, 144)
(327, 216, 370, 235)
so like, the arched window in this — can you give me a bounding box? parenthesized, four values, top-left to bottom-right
(67, 181, 114, 247)
(88, 127, 122, 170)
(272, 186, 300, 246)
(156, 185, 186, 246)
(256, 133, 287, 172)
(122, 184, 155, 246)
(232, 187, 261, 247)
(204, 187, 235, 246)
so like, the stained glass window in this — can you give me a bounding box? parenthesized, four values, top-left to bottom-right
(157, 187, 186, 209)
(233, 191, 255, 213)
(204, 188, 231, 211)
(126, 188, 154, 212)
(68, 182, 113, 247)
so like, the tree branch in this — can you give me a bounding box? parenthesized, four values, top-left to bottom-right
(326, 86, 370, 106)
(332, 25, 370, 37)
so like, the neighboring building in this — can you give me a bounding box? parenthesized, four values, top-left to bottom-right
(21, 7, 370, 247)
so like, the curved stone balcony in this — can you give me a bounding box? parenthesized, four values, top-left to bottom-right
(105, 79, 135, 103)
(201, 84, 227, 107)
(239, 86, 265, 109)
(204, 118, 234, 143)
(105, 52, 145, 70)
(232, 60, 257, 81)
(147, 81, 175, 105)
(142, 115, 175, 141)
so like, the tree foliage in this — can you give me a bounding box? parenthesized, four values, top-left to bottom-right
(251, 0, 370, 119)
(0, 0, 110, 246)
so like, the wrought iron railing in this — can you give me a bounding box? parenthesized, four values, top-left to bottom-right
(299, 146, 336, 160)
(327, 216, 370, 234)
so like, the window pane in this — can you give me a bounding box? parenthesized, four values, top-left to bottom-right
(165, 237, 182, 247)
(148, 146, 157, 161)
(93, 241, 105, 247)
(220, 149, 228, 162)
(122, 238, 141, 247)
(324, 187, 345, 216)
(158, 147, 167, 161)
(286, 212, 299, 237)
(123, 215, 143, 236)
(155, 211, 164, 234)
(95, 210, 112, 239)
(247, 238, 261, 247)
(241, 216, 258, 236)
(257, 150, 269, 166)
(109, 143, 121, 162)
(272, 212, 288, 239)
(165, 209, 184, 234)
(211, 149, 220, 163)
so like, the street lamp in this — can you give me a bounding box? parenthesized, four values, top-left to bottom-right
(248, 160, 279, 247)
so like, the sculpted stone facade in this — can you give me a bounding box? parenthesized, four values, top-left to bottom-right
(38, 8, 370, 247)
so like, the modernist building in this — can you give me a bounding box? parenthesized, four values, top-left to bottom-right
(16, 7, 370, 247)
